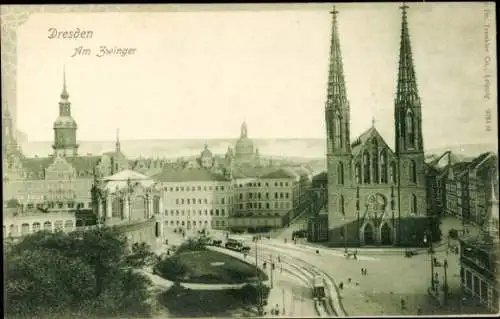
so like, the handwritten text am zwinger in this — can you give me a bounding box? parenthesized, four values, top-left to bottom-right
(71, 45, 137, 58)
(48, 28, 94, 39)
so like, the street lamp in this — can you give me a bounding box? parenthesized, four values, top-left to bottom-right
(424, 233, 435, 291)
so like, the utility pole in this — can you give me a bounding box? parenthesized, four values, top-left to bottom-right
(425, 233, 435, 291)
(282, 288, 285, 315)
(270, 254, 274, 288)
(255, 237, 263, 316)
(443, 259, 448, 305)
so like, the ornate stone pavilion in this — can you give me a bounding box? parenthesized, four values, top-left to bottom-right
(92, 169, 165, 240)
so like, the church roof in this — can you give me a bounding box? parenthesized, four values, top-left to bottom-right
(153, 167, 229, 182)
(350, 127, 393, 157)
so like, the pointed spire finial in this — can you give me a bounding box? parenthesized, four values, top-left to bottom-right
(325, 5, 347, 106)
(115, 128, 121, 152)
(372, 117, 376, 128)
(61, 65, 69, 100)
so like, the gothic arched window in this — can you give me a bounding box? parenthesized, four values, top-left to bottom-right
(334, 111, 342, 149)
(409, 160, 417, 183)
(380, 150, 388, 183)
(363, 151, 371, 184)
(406, 109, 415, 148)
(339, 195, 345, 216)
(355, 162, 361, 184)
(390, 161, 397, 183)
(372, 140, 379, 184)
(410, 193, 417, 215)
(337, 162, 344, 185)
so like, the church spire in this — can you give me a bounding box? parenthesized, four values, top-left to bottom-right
(61, 65, 69, 100)
(395, 4, 420, 105)
(394, 4, 424, 154)
(326, 6, 347, 106)
(115, 128, 121, 153)
(325, 6, 351, 155)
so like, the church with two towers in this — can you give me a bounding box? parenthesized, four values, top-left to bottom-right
(323, 5, 434, 247)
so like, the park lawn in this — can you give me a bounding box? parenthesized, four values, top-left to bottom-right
(159, 250, 268, 284)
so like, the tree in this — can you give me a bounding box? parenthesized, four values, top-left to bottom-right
(5, 198, 20, 208)
(4, 227, 153, 318)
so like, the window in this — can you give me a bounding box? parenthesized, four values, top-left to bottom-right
(334, 112, 343, 148)
(197, 186, 201, 191)
(355, 162, 361, 184)
(409, 160, 417, 183)
(390, 162, 397, 183)
(285, 193, 289, 199)
(406, 109, 415, 148)
(363, 151, 371, 184)
(380, 151, 388, 183)
(221, 209, 225, 216)
(266, 203, 270, 209)
(187, 199, 190, 204)
(410, 194, 417, 215)
(192, 198, 195, 203)
(210, 209, 213, 216)
(280, 193, 283, 199)
(339, 195, 345, 215)
(337, 162, 344, 185)
(275, 193, 278, 199)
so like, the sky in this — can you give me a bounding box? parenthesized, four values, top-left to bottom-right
(14, 3, 497, 150)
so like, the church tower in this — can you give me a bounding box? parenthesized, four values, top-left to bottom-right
(2, 105, 20, 156)
(52, 67, 79, 157)
(325, 7, 353, 226)
(394, 5, 427, 216)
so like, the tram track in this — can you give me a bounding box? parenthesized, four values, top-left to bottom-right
(248, 246, 337, 317)
(254, 244, 346, 317)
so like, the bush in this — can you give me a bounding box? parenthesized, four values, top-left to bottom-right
(176, 238, 207, 254)
(4, 227, 153, 318)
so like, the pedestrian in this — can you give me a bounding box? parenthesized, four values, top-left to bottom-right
(339, 282, 344, 290)
(348, 277, 351, 284)
(364, 268, 368, 276)
(361, 268, 364, 276)
(417, 306, 422, 315)
(316, 249, 319, 255)
(278, 256, 281, 263)
(400, 298, 405, 310)
(354, 252, 358, 260)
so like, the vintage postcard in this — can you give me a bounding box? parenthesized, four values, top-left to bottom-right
(2, 2, 498, 318)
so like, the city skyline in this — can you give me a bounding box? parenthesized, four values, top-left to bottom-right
(15, 3, 497, 150)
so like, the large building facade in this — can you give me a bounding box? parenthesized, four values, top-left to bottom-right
(2, 70, 158, 248)
(324, 6, 428, 246)
(153, 168, 233, 232)
(459, 172, 499, 313)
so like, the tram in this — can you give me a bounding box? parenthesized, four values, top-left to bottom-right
(225, 237, 250, 252)
(312, 275, 325, 300)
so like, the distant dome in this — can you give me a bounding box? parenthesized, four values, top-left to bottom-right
(53, 116, 77, 129)
(235, 137, 254, 157)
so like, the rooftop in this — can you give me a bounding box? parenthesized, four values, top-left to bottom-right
(153, 167, 229, 182)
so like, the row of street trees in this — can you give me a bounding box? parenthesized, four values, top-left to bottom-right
(4, 227, 156, 318)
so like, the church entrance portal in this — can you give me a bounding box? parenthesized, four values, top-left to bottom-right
(364, 224, 374, 245)
(380, 223, 392, 245)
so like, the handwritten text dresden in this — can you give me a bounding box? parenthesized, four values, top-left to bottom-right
(48, 28, 94, 40)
